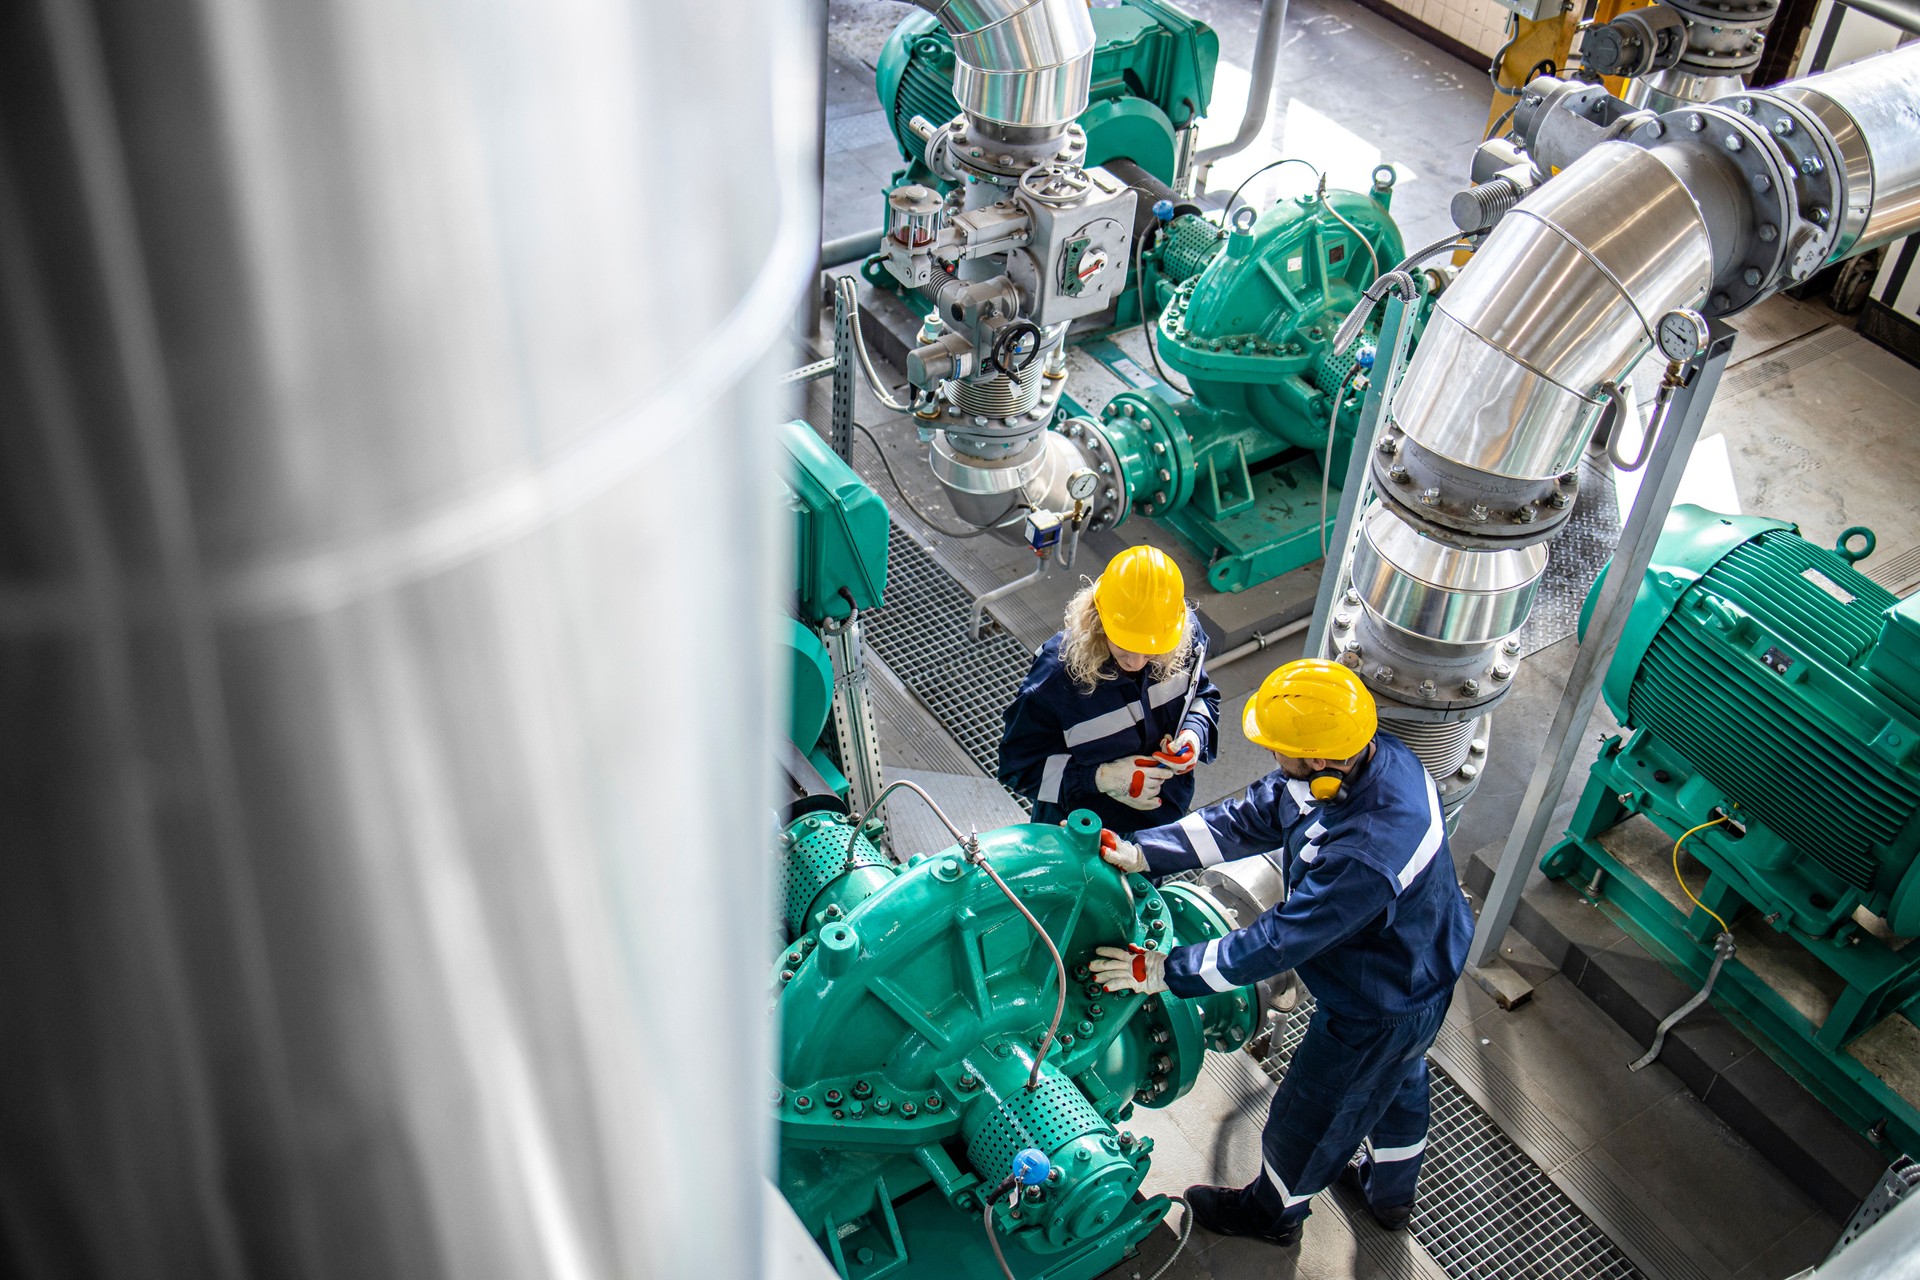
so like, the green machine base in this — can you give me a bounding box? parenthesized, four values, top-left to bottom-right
(1158, 455, 1336, 594)
(1542, 743, 1920, 1161)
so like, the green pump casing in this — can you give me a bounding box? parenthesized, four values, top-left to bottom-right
(1092, 187, 1406, 592)
(774, 808, 1262, 1280)
(875, 0, 1217, 190)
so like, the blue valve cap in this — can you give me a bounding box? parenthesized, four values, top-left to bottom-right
(1011, 1149, 1052, 1186)
(1356, 344, 1377, 371)
(1151, 199, 1175, 224)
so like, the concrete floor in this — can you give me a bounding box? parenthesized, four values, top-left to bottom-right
(807, 2, 1920, 1277)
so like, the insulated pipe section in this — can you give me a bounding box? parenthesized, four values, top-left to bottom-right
(1378, 142, 1713, 543)
(1196, 0, 1290, 165)
(1767, 51, 1920, 262)
(913, 0, 1097, 135)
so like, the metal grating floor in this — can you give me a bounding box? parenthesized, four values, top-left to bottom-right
(1254, 995, 1642, 1280)
(861, 522, 1036, 806)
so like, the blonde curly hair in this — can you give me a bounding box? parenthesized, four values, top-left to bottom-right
(1060, 577, 1196, 694)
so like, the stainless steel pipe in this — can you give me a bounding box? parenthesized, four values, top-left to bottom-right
(1391, 142, 1713, 486)
(914, 0, 1098, 134)
(1196, 0, 1290, 166)
(1769, 47, 1920, 261)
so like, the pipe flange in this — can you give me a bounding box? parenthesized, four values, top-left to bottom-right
(1632, 105, 1801, 314)
(1098, 392, 1195, 518)
(1368, 424, 1578, 549)
(1326, 609, 1521, 716)
(1056, 416, 1128, 528)
(936, 115, 1089, 186)
(1665, 0, 1779, 78)
(1730, 90, 1852, 271)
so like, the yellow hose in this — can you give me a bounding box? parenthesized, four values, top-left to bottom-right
(1672, 815, 1732, 934)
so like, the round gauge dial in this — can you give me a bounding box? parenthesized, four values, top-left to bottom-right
(1066, 468, 1100, 502)
(1657, 308, 1709, 363)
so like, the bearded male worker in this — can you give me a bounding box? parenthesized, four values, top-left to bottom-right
(1089, 659, 1473, 1247)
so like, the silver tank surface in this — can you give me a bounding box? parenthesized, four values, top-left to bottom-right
(0, 0, 810, 1276)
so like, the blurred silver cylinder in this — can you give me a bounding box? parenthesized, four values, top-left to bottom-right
(0, 0, 813, 1277)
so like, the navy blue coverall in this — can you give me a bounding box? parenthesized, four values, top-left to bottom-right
(1134, 732, 1474, 1226)
(997, 618, 1221, 834)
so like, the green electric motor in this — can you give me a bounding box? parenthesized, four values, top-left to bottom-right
(774, 807, 1262, 1280)
(875, 0, 1217, 192)
(1544, 505, 1920, 1150)
(1080, 177, 1407, 592)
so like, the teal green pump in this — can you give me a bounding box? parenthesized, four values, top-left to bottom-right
(774, 807, 1261, 1279)
(1092, 181, 1407, 592)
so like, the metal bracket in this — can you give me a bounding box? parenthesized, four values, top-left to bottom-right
(830, 284, 855, 462)
(823, 615, 886, 849)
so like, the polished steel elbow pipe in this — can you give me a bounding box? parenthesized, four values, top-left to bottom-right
(914, 0, 1097, 135)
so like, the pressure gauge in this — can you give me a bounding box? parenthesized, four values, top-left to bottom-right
(1066, 467, 1100, 502)
(1657, 308, 1709, 363)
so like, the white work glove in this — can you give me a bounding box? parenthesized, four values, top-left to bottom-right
(1095, 756, 1176, 811)
(1155, 729, 1203, 774)
(1099, 829, 1148, 875)
(1090, 944, 1168, 996)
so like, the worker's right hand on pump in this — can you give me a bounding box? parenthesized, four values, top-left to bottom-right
(1098, 829, 1148, 875)
(1095, 757, 1175, 810)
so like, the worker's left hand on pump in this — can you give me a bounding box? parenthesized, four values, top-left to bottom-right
(1098, 829, 1148, 875)
(1090, 944, 1168, 996)
(1155, 729, 1202, 773)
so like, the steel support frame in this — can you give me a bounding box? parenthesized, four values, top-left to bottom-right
(823, 614, 887, 842)
(1465, 321, 1739, 1003)
(1306, 292, 1417, 653)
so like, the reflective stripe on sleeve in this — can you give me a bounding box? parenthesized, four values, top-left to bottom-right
(1198, 938, 1236, 993)
(1178, 811, 1224, 866)
(1395, 776, 1446, 892)
(1039, 754, 1069, 804)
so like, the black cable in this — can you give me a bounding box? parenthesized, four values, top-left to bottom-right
(1221, 156, 1321, 228)
(1485, 100, 1519, 142)
(983, 1189, 1018, 1280)
(851, 422, 999, 539)
(1137, 227, 1191, 397)
(1489, 12, 1523, 95)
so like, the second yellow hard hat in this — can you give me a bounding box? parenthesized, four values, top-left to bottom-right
(1094, 545, 1188, 655)
(1243, 659, 1378, 759)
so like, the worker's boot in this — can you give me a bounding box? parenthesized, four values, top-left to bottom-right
(1183, 1183, 1302, 1248)
(1339, 1162, 1412, 1231)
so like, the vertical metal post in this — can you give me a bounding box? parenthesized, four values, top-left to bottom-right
(1465, 323, 1738, 1000)
(1307, 291, 1415, 653)
(830, 284, 856, 462)
(823, 613, 887, 840)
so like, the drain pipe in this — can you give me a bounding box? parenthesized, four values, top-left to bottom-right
(1209, 616, 1311, 670)
(1195, 0, 1290, 170)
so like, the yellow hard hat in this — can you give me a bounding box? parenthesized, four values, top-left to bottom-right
(1243, 660, 1378, 760)
(1094, 546, 1188, 655)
